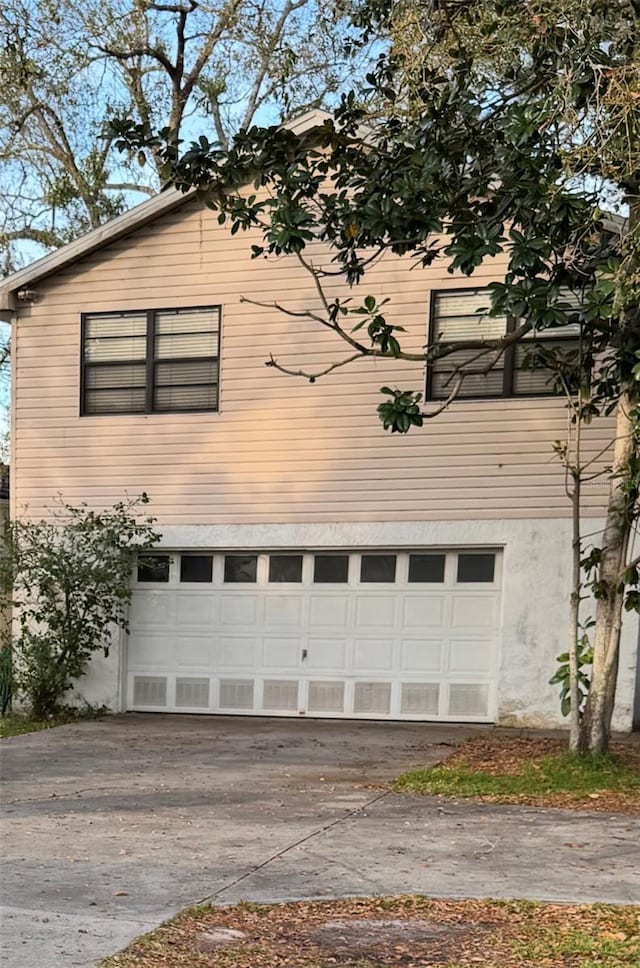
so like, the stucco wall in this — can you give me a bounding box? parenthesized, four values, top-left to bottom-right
(74, 517, 638, 731)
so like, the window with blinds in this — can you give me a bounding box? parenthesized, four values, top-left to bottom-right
(427, 288, 582, 400)
(81, 307, 220, 415)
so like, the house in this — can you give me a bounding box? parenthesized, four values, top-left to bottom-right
(0, 112, 637, 729)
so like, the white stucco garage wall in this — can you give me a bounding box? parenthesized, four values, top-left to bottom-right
(75, 517, 638, 731)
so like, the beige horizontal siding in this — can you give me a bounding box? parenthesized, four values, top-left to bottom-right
(13, 197, 613, 523)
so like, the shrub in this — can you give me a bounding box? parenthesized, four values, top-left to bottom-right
(0, 495, 159, 717)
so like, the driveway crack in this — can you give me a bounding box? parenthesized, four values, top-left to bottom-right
(205, 789, 390, 903)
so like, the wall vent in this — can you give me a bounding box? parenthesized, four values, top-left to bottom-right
(448, 683, 489, 717)
(176, 677, 210, 708)
(308, 680, 345, 713)
(263, 679, 299, 711)
(219, 678, 254, 710)
(400, 683, 439, 716)
(353, 682, 391, 715)
(133, 676, 167, 707)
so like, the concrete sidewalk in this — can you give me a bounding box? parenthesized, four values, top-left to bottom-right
(1, 715, 639, 968)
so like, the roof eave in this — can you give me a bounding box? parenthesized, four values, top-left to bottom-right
(0, 110, 332, 306)
(0, 186, 189, 310)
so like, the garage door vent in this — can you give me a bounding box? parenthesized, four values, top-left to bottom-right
(401, 683, 439, 715)
(308, 680, 344, 713)
(354, 682, 391, 715)
(448, 683, 489, 717)
(219, 678, 254, 709)
(133, 676, 167, 707)
(176, 677, 210, 708)
(263, 680, 298, 711)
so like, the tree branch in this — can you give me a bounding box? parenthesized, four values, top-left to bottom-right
(96, 44, 177, 79)
(104, 182, 156, 196)
(1, 227, 66, 248)
(265, 351, 367, 380)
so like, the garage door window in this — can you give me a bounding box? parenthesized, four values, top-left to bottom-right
(137, 554, 170, 582)
(408, 553, 446, 583)
(313, 554, 349, 583)
(360, 554, 397, 582)
(180, 555, 213, 583)
(224, 555, 258, 583)
(457, 553, 495, 582)
(269, 554, 303, 582)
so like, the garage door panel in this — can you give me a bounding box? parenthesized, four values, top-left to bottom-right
(450, 596, 496, 629)
(127, 548, 501, 722)
(355, 595, 397, 628)
(175, 594, 218, 626)
(217, 635, 258, 669)
(402, 596, 446, 629)
(400, 639, 443, 673)
(173, 636, 214, 669)
(309, 595, 351, 627)
(128, 634, 172, 668)
(353, 639, 395, 672)
(220, 595, 260, 627)
(307, 637, 348, 671)
(262, 636, 302, 670)
(449, 639, 493, 673)
(264, 595, 305, 627)
(130, 591, 174, 628)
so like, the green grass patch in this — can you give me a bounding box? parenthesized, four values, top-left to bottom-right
(508, 913, 640, 967)
(0, 708, 105, 738)
(394, 751, 640, 800)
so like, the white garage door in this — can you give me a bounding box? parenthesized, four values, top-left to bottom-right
(126, 549, 501, 721)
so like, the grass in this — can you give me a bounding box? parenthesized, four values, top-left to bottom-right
(99, 897, 640, 967)
(393, 736, 640, 812)
(0, 707, 105, 737)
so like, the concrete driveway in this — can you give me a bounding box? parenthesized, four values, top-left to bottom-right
(1, 715, 639, 968)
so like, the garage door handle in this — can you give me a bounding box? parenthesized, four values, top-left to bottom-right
(301, 649, 308, 661)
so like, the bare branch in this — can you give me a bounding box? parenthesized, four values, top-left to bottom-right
(104, 183, 156, 196)
(146, 1, 198, 11)
(96, 44, 177, 79)
(1, 227, 66, 248)
(421, 375, 465, 417)
(239, 294, 331, 327)
(265, 351, 367, 380)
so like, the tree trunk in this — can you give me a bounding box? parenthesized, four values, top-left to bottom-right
(582, 392, 634, 753)
(568, 471, 584, 752)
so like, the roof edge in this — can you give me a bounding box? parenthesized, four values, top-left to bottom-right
(0, 109, 332, 310)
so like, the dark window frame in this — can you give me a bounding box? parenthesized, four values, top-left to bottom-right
(425, 288, 581, 402)
(80, 305, 222, 416)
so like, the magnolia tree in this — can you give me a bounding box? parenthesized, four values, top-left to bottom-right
(0, 495, 159, 716)
(115, 0, 640, 752)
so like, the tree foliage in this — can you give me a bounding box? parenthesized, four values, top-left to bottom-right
(129, 0, 640, 752)
(0, 495, 159, 717)
(0, 0, 368, 273)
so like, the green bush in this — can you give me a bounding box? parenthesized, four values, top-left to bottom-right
(0, 495, 159, 717)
